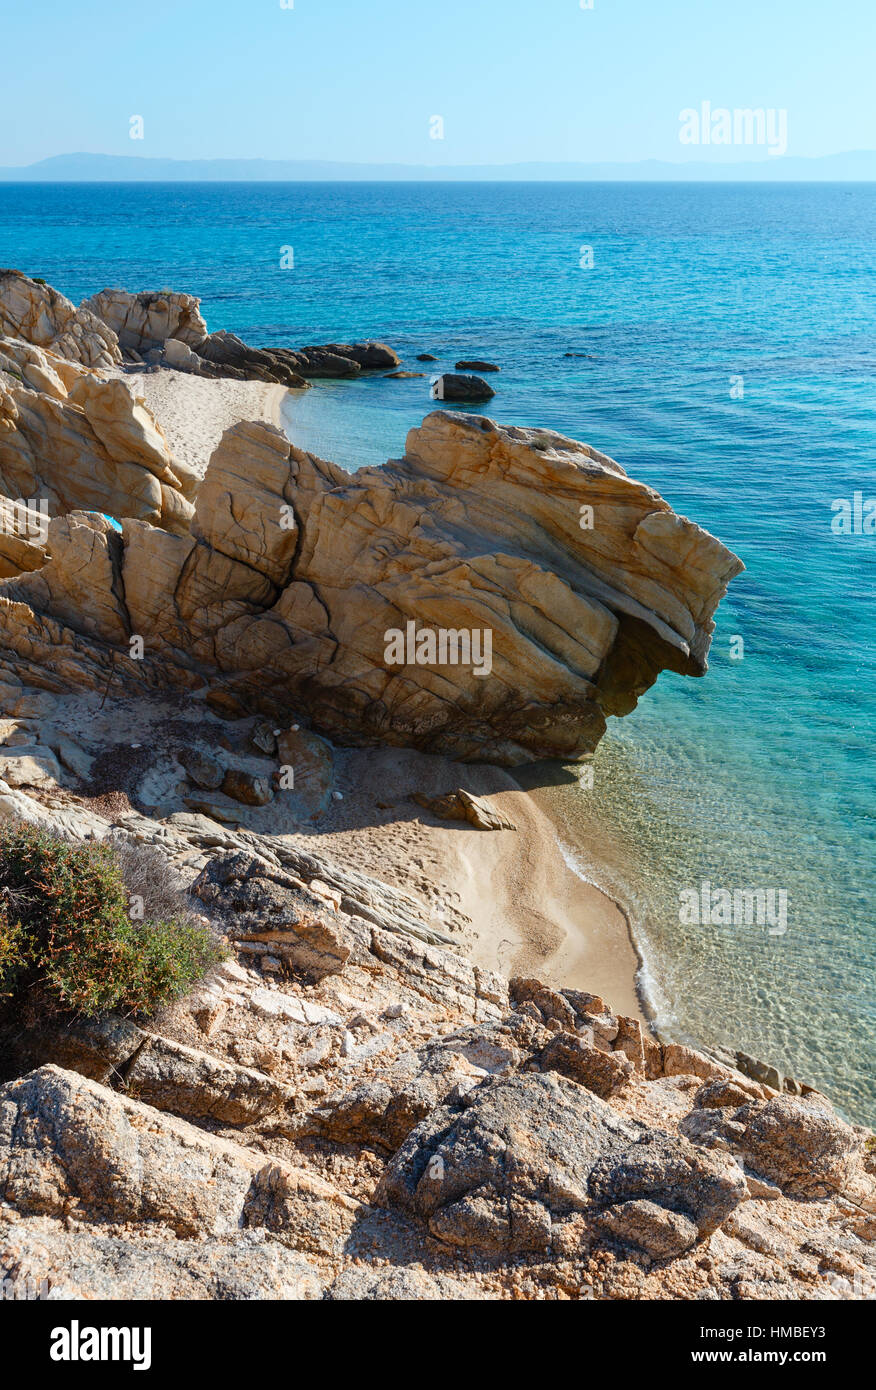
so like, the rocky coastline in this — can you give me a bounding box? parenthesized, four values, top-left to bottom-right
(0, 270, 872, 1301)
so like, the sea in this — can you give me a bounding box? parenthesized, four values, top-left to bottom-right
(1, 180, 873, 1121)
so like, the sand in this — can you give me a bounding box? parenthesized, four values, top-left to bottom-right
(113, 366, 645, 1023)
(293, 745, 644, 1021)
(121, 369, 288, 478)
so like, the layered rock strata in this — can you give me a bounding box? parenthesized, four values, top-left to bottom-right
(0, 807, 872, 1301)
(0, 348, 743, 763)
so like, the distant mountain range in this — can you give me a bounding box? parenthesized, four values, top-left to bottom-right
(2, 151, 876, 182)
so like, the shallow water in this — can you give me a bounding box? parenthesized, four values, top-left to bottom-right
(2, 180, 873, 1120)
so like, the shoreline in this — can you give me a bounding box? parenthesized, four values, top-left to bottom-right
(126, 365, 646, 1024)
(111, 365, 844, 1109)
(295, 745, 646, 1023)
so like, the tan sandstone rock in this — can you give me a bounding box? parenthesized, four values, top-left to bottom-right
(0, 390, 742, 764)
(0, 270, 120, 369)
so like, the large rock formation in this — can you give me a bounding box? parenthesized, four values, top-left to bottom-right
(0, 270, 743, 762)
(0, 363, 195, 533)
(0, 392, 743, 762)
(0, 274, 401, 386)
(80, 286, 399, 384)
(0, 270, 121, 369)
(82, 287, 210, 354)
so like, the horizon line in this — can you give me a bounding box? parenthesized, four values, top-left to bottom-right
(3, 148, 876, 171)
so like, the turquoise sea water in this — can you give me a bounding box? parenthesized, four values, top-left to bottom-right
(2, 181, 873, 1120)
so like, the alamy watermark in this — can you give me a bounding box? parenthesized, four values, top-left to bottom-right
(50, 1321, 151, 1370)
(384, 621, 493, 678)
(2, 1275, 50, 1300)
(0, 496, 49, 546)
(831, 491, 876, 536)
(679, 103, 788, 157)
(679, 880, 788, 935)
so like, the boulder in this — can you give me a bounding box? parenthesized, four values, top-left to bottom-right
(510, 977, 578, 1030)
(179, 748, 225, 790)
(275, 725, 334, 820)
(296, 347, 360, 379)
(695, 1076, 766, 1109)
(322, 341, 400, 369)
(735, 1095, 863, 1196)
(455, 360, 500, 372)
(377, 1072, 639, 1253)
(124, 1034, 292, 1125)
(0, 335, 72, 399)
(221, 768, 273, 806)
(0, 747, 63, 788)
(194, 331, 309, 388)
(7, 1019, 291, 1127)
(592, 1198, 699, 1260)
(433, 372, 495, 402)
(413, 788, 516, 831)
(0, 1065, 265, 1235)
(42, 728, 93, 781)
(540, 1031, 634, 1099)
(587, 1132, 747, 1236)
(0, 372, 192, 537)
(412, 791, 468, 822)
(0, 1066, 360, 1254)
(192, 852, 352, 980)
(81, 288, 208, 353)
(250, 719, 277, 755)
(312, 1026, 520, 1151)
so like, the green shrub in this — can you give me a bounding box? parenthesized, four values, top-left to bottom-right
(0, 823, 225, 1021)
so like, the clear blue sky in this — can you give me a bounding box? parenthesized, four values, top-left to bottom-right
(1, 0, 872, 166)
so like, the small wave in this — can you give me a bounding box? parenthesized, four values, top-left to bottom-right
(555, 835, 671, 1031)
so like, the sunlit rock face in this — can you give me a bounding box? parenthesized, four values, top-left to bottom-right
(0, 270, 121, 369)
(0, 371, 742, 763)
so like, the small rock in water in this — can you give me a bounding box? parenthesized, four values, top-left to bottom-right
(432, 372, 495, 402)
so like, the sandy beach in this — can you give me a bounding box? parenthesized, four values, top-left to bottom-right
(122, 365, 644, 1023)
(121, 368, 289, 478)
(290, 745, 645, 1021)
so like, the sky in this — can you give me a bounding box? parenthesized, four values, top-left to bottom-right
(1, 0, 873, 168)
